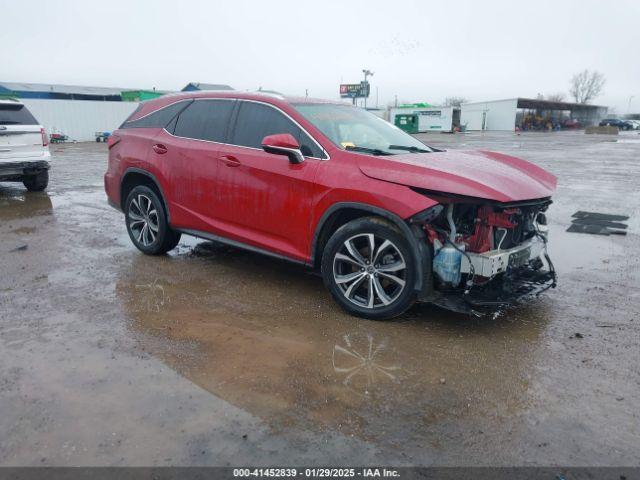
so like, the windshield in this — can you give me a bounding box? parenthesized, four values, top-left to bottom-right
(293, 103, 435, 155)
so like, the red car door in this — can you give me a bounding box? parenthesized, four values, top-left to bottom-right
(213, 101, 325, 262)
(157, 99, 236, 231)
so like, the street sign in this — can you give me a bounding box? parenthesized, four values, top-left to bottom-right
(340, 81, 370, 99)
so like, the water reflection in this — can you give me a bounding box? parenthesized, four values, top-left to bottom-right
(0, 185, 53, 221)
(333, 332, 402, 396)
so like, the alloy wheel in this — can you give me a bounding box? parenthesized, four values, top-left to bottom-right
(128, 194, 159, 247)
(333, 233, 407, 309)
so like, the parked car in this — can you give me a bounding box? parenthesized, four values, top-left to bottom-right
(562, 118, 581, 129)
(599, 118, 634, 130)
(627, 119, 640, 130)
(0, 99, 50, 191)
(105, 92, 557, 320)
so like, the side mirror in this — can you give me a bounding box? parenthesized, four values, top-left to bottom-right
(261, 134, 305, 164)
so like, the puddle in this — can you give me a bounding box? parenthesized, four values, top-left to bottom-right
(115, 245, 549, 441)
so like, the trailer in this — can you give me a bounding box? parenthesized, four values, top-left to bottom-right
(389, 104, 460, 133)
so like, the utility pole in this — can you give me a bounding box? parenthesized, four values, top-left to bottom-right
(628, 95, 635, 113)
(362, 69, 374, 109)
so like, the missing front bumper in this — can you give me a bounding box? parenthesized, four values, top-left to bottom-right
(430, 265, 557, 316)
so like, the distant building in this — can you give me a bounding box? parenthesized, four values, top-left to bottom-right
(0, 82, 126, 101)
(461, 98, 608, 131)
(120, 90, 166, 102)
(181, 82, 234, 92)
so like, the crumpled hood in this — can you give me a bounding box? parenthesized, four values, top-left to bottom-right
(357, 149, 557, 202)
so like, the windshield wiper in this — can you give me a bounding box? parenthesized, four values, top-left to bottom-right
(344, 145, 394, 156)
(388, 144, 433, 153)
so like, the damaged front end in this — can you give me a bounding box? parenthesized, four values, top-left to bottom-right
(411, 196, 557, 316)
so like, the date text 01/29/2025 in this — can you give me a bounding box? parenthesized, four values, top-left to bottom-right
(232, 468, 400, 478)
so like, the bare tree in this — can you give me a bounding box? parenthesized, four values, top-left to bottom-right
(570, 70, 605, 104)
(545, 92, 566, 102)
(443, 96, 468, 107)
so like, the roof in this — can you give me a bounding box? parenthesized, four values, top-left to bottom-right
(181, 82, 234, 91)
(462, 97, 606, 110)
(151, 90, 345, 104)
(396, 102, 434, 108)
(516, 97, 607, 111)
(0, 82, 173, 96)
(128, 91, 349, 122)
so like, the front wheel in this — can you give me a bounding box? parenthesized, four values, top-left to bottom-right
(124, 185, 181, 255)
(321, 217, 417, 320)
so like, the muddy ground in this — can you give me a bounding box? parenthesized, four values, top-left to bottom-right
(1, 131, 639, 466)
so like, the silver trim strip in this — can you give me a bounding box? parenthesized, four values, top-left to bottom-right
(162, 97, 330, 161)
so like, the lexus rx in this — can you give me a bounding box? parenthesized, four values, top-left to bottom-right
(105, 91, 557, 319)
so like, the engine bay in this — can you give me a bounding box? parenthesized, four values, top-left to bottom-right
(417, 198, 557, 313)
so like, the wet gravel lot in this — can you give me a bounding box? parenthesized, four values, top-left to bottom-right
(1, 131, 639, 466)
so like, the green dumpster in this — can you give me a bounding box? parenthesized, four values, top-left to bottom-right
(394, 114, 419, 134)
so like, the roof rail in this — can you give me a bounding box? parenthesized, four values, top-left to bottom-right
(254, 90, 285, 100)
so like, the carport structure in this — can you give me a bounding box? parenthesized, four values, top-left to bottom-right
(461, 98, 608, 131)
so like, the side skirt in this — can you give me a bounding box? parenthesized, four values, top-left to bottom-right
(176, 228, 308, 267)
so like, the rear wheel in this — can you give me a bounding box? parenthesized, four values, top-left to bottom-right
(124, 185, 181, 255)
(321, 217, 417, 320)
(23, 170, 49, 192)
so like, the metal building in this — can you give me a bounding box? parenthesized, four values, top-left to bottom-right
(461, 98, 608, 131)
(20, 99, 139, 142)
(0, 82, 164, 142)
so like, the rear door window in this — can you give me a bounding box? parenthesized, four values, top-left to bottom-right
(122, 101, 191, 129)
(172, 99, 235, 142)
(0, 103, 38, 125)
(231, 102, 324, 158)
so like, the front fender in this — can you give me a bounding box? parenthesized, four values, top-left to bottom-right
(310, 201, 434, 296)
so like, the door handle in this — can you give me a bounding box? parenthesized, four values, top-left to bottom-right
(152, 143, 168, 154)
(220, 155, 241, 167)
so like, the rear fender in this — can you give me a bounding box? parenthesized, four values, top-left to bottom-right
(120, 167, 171, 223)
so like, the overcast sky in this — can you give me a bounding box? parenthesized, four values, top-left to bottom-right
(2, 0, 639, 112)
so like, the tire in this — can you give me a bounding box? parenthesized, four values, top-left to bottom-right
(321, 216, 417, 320)
(23, 170, 49, 192)
(124, 185, 181, 255)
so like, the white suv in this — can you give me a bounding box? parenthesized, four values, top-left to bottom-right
(0, 99, 50, 191)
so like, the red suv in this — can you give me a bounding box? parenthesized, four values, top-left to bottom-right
(105, 91, 557, 319)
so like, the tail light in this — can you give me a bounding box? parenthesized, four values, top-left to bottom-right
(107, 134, 121, 149)
(41, 128, 49, 147)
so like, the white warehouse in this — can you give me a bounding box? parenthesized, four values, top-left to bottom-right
(20, 99, 138, 142)
(0, 82, 159, 142)
(461, 98, 607, 131)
